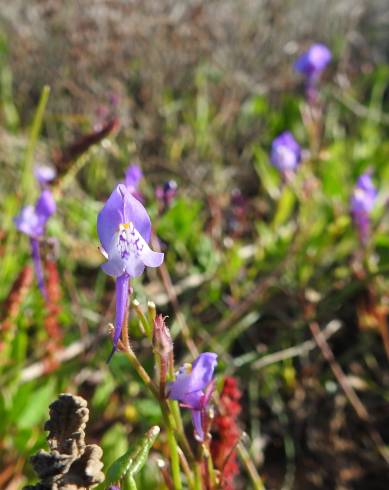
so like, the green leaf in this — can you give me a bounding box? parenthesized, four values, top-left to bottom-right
(22, 85, 50, 197)
(272, 186, 295, 227)
(253, 145, 280, 199)
(105, 426, 160, 486)
(17, 380, 56, 429)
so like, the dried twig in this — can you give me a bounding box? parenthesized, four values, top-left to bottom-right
(309, 320, 389, 466)
(251, 320, 342, 370)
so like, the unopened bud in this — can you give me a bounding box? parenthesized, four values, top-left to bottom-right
(152, 315, 173, 357)
(152, 315, 174, 397)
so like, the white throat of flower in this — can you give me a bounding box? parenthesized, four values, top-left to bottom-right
(117, 222, 146, 260)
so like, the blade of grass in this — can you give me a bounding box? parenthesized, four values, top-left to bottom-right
(21, 85, 51, 196)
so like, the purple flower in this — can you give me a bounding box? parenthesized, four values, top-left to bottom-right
(270, 131, 301, 174)
(168, 352, 218, 441)
(15, 190, 56, 238)
(34, 165, 57, 185)
(125, 164, 143, 193)
(350, 173, 377, 243)
(14, 190, 56, 295)
(155, 180, 178, 212)
(294, 43, 332, 82)
(97, 184, 164, 358)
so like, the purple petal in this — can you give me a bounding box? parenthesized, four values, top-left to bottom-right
(183, 391, 204, 410)
(97, 186, 126, 252)
(270, 131, 301, 172)
(101, 231, 127, 278)
(35, 190, 56, 223)
(125, 255, 146, 277)
(101, 256, 126, 277)
(101, 221, 163, 279)
(31, 238, 47, 297)
(294, 43, 332, 80)
(97, 185, 152, 252)
(14, 191, 56, 238)
(168, 366, 192, 401)
(34, 165, 57, 184)
(140, 247, 164, 268)
(125, 164, 143, 191)
(121, 185, 151, 242)
(357, 174, 374, 192)
(191, 410, 204, 441)
(14, 206, 41, 237)
(350, 173, 377, 215)
(168, 353, 218, 401)
(189, 353, 218, 392)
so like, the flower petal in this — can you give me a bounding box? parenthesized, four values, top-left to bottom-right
(188, 352, 218, 392)
(35, 190, 56, 222)
(121, 185, 151, 242)
(294, 43, 332, 79)
(97, 186, 126, 252)
(140, 247, 164, 268)
(125, 164, 143, 191)
(168, 353, 218, 401)
(97, 184, 152, 252)
(14, 206, 40, 237)
(168, 367, 192, 401)
(34, 165, 57, 184)
(191, 410, 204, 441)
(101, 257, 125, 277)
(31, 238, 47, 297)
(125, 255, 145, 277)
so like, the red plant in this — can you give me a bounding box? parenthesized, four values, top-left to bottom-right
(44, 259, 63, 359)
(211, 377, 242, 489)
(0, 266, 34, 350)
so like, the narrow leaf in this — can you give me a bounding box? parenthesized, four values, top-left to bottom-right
(105, 426, 160, 486)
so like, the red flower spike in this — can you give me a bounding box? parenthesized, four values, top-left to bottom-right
(211, 377, 242, 490)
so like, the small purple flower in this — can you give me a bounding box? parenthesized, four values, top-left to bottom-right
(14, 190, 56, 295)
(34, 165, 57, 186)
(125, 164, 143, 194)
(295, 43, 332, 102)
(294, 43, 332, 82)
(270, 131, 301, 174)
(97, 184, 164, 359)
(350, 173, 377, 244)
(156, 180, 178, 212)
(168, 352, 218, 441)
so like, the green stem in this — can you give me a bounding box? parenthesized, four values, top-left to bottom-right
(132, 299, 153, 338)
(237, 442, 266, 490)
(124, 349, 159, 398)
(202, 443, 217, 489)
(194, 462, 203, 490)
(128, 475, 137, 490)
(124, 349, 185, 489)
(166, 423, 182, 490)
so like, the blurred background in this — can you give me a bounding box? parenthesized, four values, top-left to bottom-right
(0, 1, 389, 489)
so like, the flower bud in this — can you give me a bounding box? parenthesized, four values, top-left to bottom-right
(152, 315, 174, 397)
(152, 315, 173, 357)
